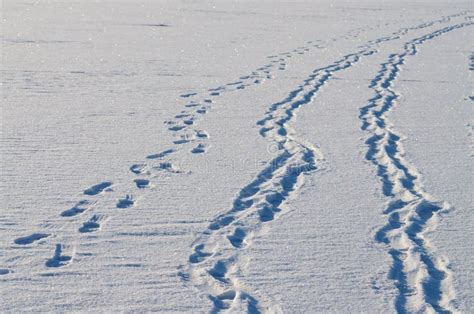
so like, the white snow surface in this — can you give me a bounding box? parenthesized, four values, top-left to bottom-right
(1, 0, 473, 312)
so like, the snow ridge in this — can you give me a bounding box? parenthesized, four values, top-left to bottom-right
(360, 21, 473, 313)
(183, 12, 469, 313)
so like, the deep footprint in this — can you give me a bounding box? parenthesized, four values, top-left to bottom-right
(169, 125, 186, 132)
(83, 181, 113, 195)
(130, 164, 148, 174)
(14, 233, 50, 245)
(227, 228, 247, 248)
(61, 200, 96, 217)
(191, 143, 209, 154)
(146, 148, 175, 159)
(45, 243, 73, 267)
(79, 214, 105, 233)
(156, 162, 181, 173)
(180, 92, 197, 98)
(117, 195, 134, 208)
(189, 244, 212, 264)
(134, 179, 151, 189)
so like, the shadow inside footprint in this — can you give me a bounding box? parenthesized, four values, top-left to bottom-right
(227, 228, 247, 248)
(134, 179, 150, 189)
(46, 244, 72, 267)
(61, 200, 94, 217)
(117, 195, 134, 208)
(84, 182, 113, 195)
(14, 233, 49, 245)
(146, 148, 175, 160)
(191, 144, 208, 154)
(79, 214, 104, 233)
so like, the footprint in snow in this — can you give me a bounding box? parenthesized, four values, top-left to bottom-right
(146, 148, 175, 159)
(180, 92, 197, 98)
(45, 243, 73, 268)
(117, 195, 134, 208)
(195, 130, 209, 139)
(169, 125, 186, 132)
(130, 164, 149, 175)
(185, 102, 200, 108)
(83, 181, 113, 196)
(61, 200, 96, 217)
(175, 113, 190, 119)
(196, 108, 207, 114)
(173, 133, 196, 145)
(14, 233, 50, 245)
(191, 143, 209, 154)
(183, 119, 194, 125)
(134, 178, 151, 189)
(155, 162, 181, 173)
(79, 214, 107, 233)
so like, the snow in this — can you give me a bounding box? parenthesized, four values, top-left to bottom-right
(1, 0, 473, 312)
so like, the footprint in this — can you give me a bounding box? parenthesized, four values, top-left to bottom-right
(61, 200, 96, 217)
(45, 243, 73, 268)
(227, 228, 247, 248)
(180, 92, 197, 98)
(130, 164, 148, 175)
(156, 162, 181, 173)
(227, 81, 243, 86)
(210, 290, 237, 311)
(134, 179, 151, 189)
(189, 244, 212, 263)
(208, 215, 234, 231)
(84, 181, 113, 196)
(146, 148, 175, 160)
(14, 233, 50, 245)
(183, 119, 194, 125)
(173, 133, 196, 145)
(191, 143, 209, 154)
(173, 139, 189, 145)
(117, 195, 134, 208)
(169, 125, 186, 132)
(209, 260, 228, 283)
(175, 113, 190, 119)
(258, 206, 280, 222)
(0, 269, 12, 275)
(209, 86, 225, 92)
(196, 108, 207, 114)
(196, 130, 209, 139)
(203, 99, 213, 104)
(79, 214, 107, 233)
(185, 102, 200, 108)
(209, 92, 220, 96)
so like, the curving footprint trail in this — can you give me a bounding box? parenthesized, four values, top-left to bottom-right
(359, 21, 473, 313)
(183, 12, 470, 313)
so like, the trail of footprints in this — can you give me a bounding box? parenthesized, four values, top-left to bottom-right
(183, 12, 470, 313)
(5, 35, 335, 273)
(360, 20, 472, 313)
(4, 14, 467, 314)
